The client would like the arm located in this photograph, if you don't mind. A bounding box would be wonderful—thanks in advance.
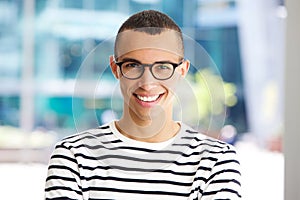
[201,145,242,200]
[45,141,83,200]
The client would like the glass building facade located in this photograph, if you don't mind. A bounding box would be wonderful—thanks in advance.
[0,0,247,140]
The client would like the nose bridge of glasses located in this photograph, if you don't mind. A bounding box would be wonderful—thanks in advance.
[140,64,156,81]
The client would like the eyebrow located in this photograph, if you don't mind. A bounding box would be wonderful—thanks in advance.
[118,57,142,63]
[118,57,178,64]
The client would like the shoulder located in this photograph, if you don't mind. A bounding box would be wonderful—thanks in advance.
[55,122,113,149]
[181,123,238,157]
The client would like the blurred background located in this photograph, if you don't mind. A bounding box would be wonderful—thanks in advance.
[0,0,286,199]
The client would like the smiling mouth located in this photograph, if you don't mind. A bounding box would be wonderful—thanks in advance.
[134,94,163,102]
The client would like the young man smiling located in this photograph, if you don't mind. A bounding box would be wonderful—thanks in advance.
[110,28,188,142]
[45,10,241,199]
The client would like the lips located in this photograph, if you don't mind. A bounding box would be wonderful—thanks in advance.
[136,94,160,102]
[133,93,164,107]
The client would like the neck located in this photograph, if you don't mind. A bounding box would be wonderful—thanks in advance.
[116,106,180,143]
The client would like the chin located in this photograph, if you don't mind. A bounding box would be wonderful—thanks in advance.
[130,106,166,123]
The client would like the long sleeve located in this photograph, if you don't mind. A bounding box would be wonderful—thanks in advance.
[45,141,83,200]
[201,144,242,200]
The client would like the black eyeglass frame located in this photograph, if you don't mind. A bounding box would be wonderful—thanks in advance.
[114,59,184,80]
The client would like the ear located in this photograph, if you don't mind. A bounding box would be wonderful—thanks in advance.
[179,59,190,77]
[109,55,120,79]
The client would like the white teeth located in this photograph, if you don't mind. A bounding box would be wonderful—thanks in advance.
[136,95,160,102]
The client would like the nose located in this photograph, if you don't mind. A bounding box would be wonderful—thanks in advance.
[138,67,157,90]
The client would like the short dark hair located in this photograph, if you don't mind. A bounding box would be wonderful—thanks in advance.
[114,10,183,57]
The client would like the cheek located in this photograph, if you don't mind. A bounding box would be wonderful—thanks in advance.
[119,79,135,99]
[119,81,128,98]
[162,73,181,91]
[160,74,184,100]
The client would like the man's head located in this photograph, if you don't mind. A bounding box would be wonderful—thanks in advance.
[110,10,189,127]
[114,10,184,59]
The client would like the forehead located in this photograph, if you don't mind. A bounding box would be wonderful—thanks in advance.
[115,30,183,59]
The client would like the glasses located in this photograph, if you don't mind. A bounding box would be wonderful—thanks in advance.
[114,59,184,80]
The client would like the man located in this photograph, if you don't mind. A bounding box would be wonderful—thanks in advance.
[45,10,241,199]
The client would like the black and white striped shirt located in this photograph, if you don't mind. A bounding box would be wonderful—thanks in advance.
[45,121,241,199]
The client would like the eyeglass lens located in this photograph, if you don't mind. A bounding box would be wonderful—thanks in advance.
[121,62,176,80]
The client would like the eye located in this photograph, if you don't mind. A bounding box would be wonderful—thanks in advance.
[156,63,172,70]
[123,62,140,69]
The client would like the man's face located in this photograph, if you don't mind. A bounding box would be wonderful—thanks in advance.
[110,30,189,123]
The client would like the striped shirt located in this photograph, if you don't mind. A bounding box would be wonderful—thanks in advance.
[45,121,241,199]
